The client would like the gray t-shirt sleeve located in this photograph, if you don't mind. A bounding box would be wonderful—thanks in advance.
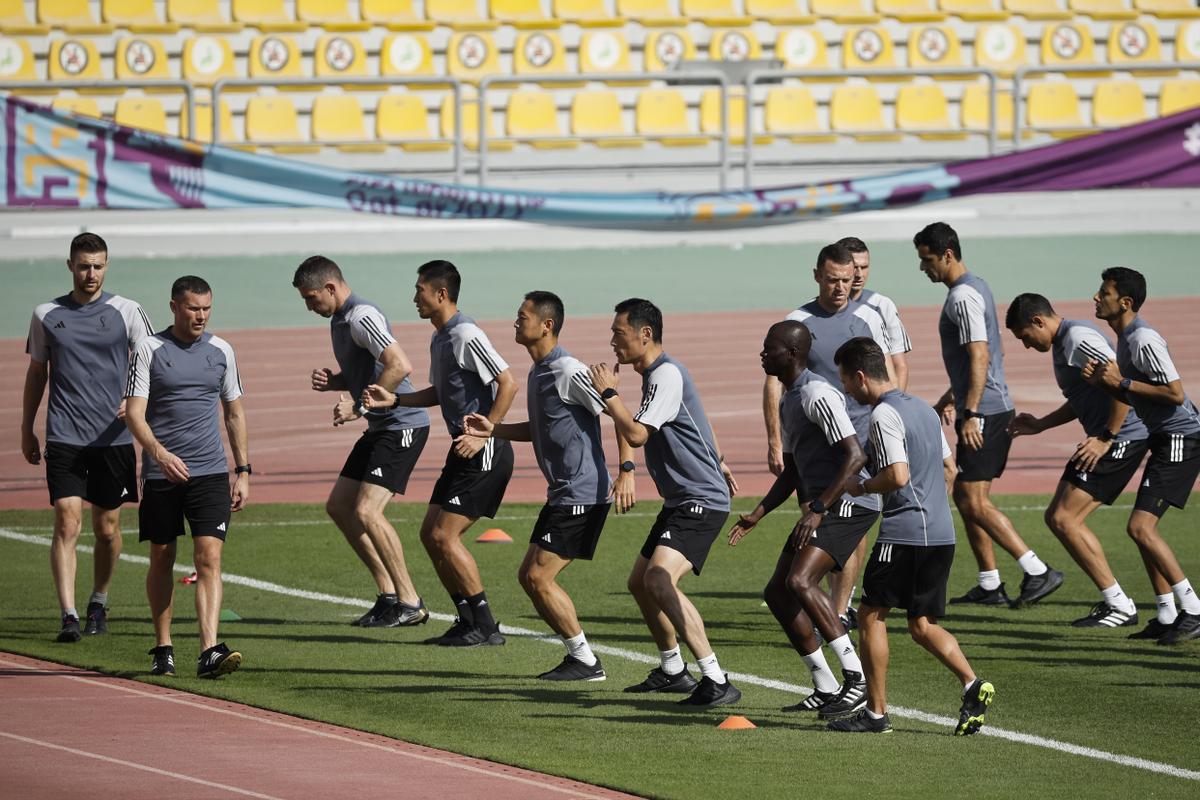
[452,323,509,385]
[126,338,159,399]
[1062,325,1115,369]
[559,360,605,416]
[947,284,988,345]
[635,362,683,431]
[801,381,857,446]
[347,305,397,360]
[210,336,244,402]
[1129,328,1180,384]
[875,294,912,355]
[870,403,909,468]
[109,295,154,350]
[26,304,55,362]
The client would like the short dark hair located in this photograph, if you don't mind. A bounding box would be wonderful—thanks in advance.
[1005,293,1057,330]
[69,232,107,262]
[1101,267,1147,312]
[171,275,212,300]
[614,298,663,343]
[834,337,889,381]
[835,236,869,255]
[816,242,854,271]
[293,255,344,290]
[913,221,962,261]
[524,290,564,335]
[417,259,461,302]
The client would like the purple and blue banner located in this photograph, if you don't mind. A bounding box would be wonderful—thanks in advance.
[3,94,1199,229]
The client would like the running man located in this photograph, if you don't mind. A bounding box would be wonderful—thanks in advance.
[125,276,249,678]
[22,232,153,642]
[364,260,517,647]
[589,298,742,707]
[914,222,1062,608]
[293,256,431,629]
[1083,267,1200,645]
[729,320,879,720]
[462,291,636,680]
[839,236,912,392]
[1005,293,1147,628]
[834,337,995,735]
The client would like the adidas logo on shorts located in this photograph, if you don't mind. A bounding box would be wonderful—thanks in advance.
[121,488,128,497]
[370,467,383,477]
[448,496,461,506]
[542,533,552,543]
[216,522,226,532]
[660,531,671,540]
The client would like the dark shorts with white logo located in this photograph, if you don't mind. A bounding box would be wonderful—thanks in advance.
[955,410,1015,483]
[531,503,611,560]
[1134,432,1200,517]
[640,503,729,576]
[430,438,514,520]
[45,442,138,509]
[782,501,879,571]
[340,426,429,495]
[139,474,231,545]
[1061,438,1149,506]
[862,541,955,620]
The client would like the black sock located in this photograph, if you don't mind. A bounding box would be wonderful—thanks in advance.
[379,592,398,604]
[468,591,496,632]
[452,594,474,626]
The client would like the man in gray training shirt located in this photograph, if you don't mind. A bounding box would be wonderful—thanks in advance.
[22,232,153,643]
[294,256,431,629]
[835,337,995,736]
[126,276,250,679]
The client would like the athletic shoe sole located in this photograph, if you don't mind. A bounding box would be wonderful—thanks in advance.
[199,651,242,679]
[955,681,995,736]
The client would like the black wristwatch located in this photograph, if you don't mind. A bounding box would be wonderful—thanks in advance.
[962,409,982,420]
[619,460,636,473]
[1119,378,1132,392]
[808,499,828,515]
[1097,429,1116,443]
[234,464,253,475]
[600,388,619,401]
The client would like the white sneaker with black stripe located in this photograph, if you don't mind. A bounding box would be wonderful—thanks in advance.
[1070,601,1138,628]
[817,669,867,720]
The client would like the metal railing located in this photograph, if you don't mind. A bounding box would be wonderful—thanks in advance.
[0,79,197,138]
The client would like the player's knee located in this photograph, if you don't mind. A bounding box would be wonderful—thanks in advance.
[353,501,383,528]
[906,616,930,641]
[422,525,453,549]
[626,571,646,597]
[642,565,675,599]
[1044,506,1070,537]
[518,563,544,595]
[324,496,346,522]
[193,548,221,575]
[1126,518,1156,545]
[785,569,818,599]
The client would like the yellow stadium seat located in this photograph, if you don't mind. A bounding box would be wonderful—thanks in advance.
[311,94,384,151]
[446,32,500,82]
[810,0,880,22]
[764,85,835,141]
[570,90,642,147]
[961,82,1016,137]
[316,34,369,80]
[580,30,634,75]
[1106,21,1164,74]
[376,94,449,150]
[440,95,514,151]
[644,29,695,71]
[249,35,306,86]
[775,27,831,72]
[1068,0,1135,18]
[746,0,816,22]
[554,0,615,21]
[513,30,570,80]
[842,26,898,76]
[1160,79,1200,115]
[182,35,239,87]
[167,0,243,30]
[1040,22,1099,74]
[114,97,169,134]
[1002,0,1070,18]
[1027,81,1091,136]
[298,0,370,28]
[1134,0,1200,17]
[362,0,430,27]
[1093,80,1146,127]
[700,89,770,145]
[682,0,748,20]
[48,40,117,92]
[877,0,945,21]
[617,0,681,21]
[0,1,48,33]
[709,28,761,61]
[830,83,900,139]
[0,38,43,85]
[428,0,487,24]
[896,83,965,138]
[52,96,102,116]
[973,24,1027,77]
[179,99,236,141]
[115,38,172,87]
[491,0,548,21]
[636,88,706,146]
[245,96,319,151]
[1179,21,1200,60]
[232,0,308,29]
[38,0,114,32]
[381,33,436,79]
[506,90,576,148]
[937,0,1007,19]
[103,0,180,31]
[907,25,963,74]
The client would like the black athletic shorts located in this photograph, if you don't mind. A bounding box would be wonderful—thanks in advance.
[430,438,514,519]
[45,442,137,509]
[340,426,429,494]
[782,501,879,571]
[531,503,611,561]
[1134,432,1200,518]
[1061,438,1149,506]
[139,474,232,545]
[955,410,1015,483]
[641,503,729,576]
[862,541,955,619]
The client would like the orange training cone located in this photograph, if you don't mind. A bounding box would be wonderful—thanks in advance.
[717,715,757,730]
[476,528,513,543]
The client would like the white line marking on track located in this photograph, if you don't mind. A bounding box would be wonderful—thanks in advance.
[1,527,1196,783]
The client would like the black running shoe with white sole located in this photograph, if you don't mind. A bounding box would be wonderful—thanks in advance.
[1071,601,1138,628]
[56,614,81,643]
[538,655,606,681]
[423,617,471,645]
[827,709,893,733]
[148,645,176,676]
[83,602,108,636]
[623,666,698,694]
[380,599,430,628]
[949,584,1010,606]
[1157,610,1200,645]
[1012,568,1065,608]
[1127,618,1174,640]
[782,688,838,713]
[817,670,867,720]
[678,675,741,707]
[955,678,994,736]
[197,642,242,678]
[440,625,505,647]
[353,595,394,627]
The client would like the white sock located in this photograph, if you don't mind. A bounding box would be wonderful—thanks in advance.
[564,632,597,666]
[962,675,978,693]
[63,606,77,620]
[828,634,864,674]
[801,648,840,693]
[89,591,108,607]
[865,709,885,720]
[1101,583,1135,615]
[978,570,1001,591]
[660,647,685,675]
[1156,593,1178,625]
[1017,550,1048,576]
[696,652,726,684]
[1172,578,1200,614]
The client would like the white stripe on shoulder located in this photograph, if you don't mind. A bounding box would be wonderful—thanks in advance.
[33,301,60,321]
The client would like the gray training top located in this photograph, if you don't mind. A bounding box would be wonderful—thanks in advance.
[635,353,729,511]
[781,369,878,514]
[331,293,428,433]
[858,289,912,356]
[938,273,1013,415]
[27,292,153,447]
[869,389,956,546]
[1116,316,1200,437]
[429,312,510,437]
[527,345,612,507]
[126,330,243,480]
[1052,319,1147,441]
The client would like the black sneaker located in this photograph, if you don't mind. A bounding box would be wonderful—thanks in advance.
[1011,568,1065,608]
[440,625,506,647]
[817,670,868,720]
[197,642,242,678]
[678,674,742,707]
[56,614,81,643]
[423,617,471,645]
[827,709,893,733]
[148,645,176,677]
[782,688,838,713]
[955,678,995,736]
[840,606,858,632]
[1071,601,1138,628]
[1157,610,1200,646]
[623,666,699,694]
[352,595,394,627]
[537,655,606,682]
[380,599,430,628]
[1127,618,1174,640]
[83,602,108,636]
[949,584,1010,606]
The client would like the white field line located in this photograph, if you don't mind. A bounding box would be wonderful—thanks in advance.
[1,527,1196,783]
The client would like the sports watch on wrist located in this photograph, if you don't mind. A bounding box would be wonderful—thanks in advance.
[235,464,252,475]
[1097,429,1116,443]
[619,460,636,473]
[600,388,619,401]
[962,409,982,420]
[808,499,828,515]
[1119,378,1132,392]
